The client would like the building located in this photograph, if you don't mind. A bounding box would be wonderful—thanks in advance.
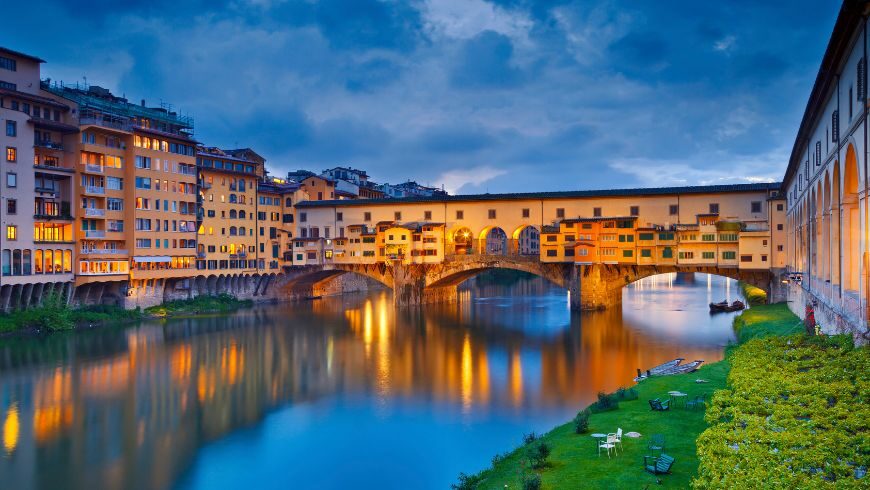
[0,47,77,308]
[378,180,447,199]
[782,0,870,336]
[196,147,264,274]
[44,79,199,307]
[256,176,306,267]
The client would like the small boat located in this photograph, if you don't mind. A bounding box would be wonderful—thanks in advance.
[634,358,684,382]
[709,300,746,313]
[669,360,704,374]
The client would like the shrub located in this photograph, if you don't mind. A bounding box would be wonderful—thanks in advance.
[31,291,73,331]
[521,471,542,490]
[694,334,869,488]
[526,441,551,469]
[590,392,619,413]
[614,387,638,401]
[451,471,483,490]
[522,432,539,445]
[573,408,591,434]
[739,281,768,305]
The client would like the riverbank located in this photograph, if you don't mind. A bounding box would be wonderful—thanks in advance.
[456,303,804,489]
[0,293,253,335]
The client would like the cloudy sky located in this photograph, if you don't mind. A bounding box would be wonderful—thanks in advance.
[4,0,840,194]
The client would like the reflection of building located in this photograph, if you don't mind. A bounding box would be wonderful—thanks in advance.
[485,227,507,255]
[517,226,539,255]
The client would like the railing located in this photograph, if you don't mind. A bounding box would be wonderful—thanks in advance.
[84,230,106,238]
[35,141,63,150]
[85,185,105,195]
[80,248,127,255]
[34,186,58,194]
[79,116,132,132]
[84,164,104,173]
[85,208,106,217]
[197,252,206,259]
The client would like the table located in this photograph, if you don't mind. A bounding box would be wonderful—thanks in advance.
[590,433,610,456]
[668,391,687,408]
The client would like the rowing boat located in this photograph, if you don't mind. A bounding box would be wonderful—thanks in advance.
[634,358,684,382]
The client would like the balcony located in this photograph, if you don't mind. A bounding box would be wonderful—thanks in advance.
[84,164,104,174]
[197,252,206,259]
[80,248,128,255]
[84,185,105,195]
[34,185,59,195]
[84,230,106,238]
[85,208,106,217]
[34,140,63,151]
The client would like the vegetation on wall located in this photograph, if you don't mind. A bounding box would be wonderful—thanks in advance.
[144,293,253,317]
[0,292,143,333]
[739,281,768,306]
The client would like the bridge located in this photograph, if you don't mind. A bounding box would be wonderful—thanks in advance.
[275,254,778,310]
[281,182,787,310]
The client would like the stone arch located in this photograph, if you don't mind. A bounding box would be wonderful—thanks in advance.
[843,143,860,292]
[449,226,474,255]
[424,256,571,289]
[478,226,508,255]
[823,171,832,287]
[815,181,824,283]
[831,160,841,287]
[511,225,540,256]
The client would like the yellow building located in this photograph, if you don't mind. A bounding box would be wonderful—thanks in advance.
[256,176,306,270]
[196,147,264,274]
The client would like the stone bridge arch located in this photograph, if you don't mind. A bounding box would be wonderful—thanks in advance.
[424,255,572,289]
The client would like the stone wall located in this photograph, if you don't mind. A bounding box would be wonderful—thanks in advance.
[786,282,869,344]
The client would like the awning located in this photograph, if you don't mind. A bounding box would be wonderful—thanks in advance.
[133,256,172,263]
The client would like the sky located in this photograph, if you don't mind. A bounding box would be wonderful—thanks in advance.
[3,0,841,194]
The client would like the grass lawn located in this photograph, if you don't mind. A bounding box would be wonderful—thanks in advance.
[462,303,802,489]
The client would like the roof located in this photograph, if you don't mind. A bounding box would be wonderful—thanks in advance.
[0,87,69,110]
[562,216,639,223]
[0,46,45,63]
[782,0,869,189]
[296,182,780,208]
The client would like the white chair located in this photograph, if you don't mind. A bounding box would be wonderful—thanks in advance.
[598,435,616,458]
[607,428,623,453]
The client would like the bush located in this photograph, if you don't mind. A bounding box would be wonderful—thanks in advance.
[451,472,483,490]
[694,334,869,488]
[739,281,768,305]
[526,441,551,469]
[522,432,539,445]
[521,471,542,490]
[590,391,619,413]
[614,386,638,401]
[29,291,73,331]
[573,408,591,434]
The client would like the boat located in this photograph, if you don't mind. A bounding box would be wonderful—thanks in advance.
[709,300,746,313]
[635,359,704,381]
[634,358,684,382]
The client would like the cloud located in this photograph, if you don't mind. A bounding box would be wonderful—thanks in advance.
[450,30,524,88]
[436,166,508,194]
[714,35,737,52]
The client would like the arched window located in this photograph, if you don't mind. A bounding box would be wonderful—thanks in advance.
[12,250,21,275]
[239,210,246,219]
[1,249,10,276]
[54,249,63,273]
[44,250,53,274]
[240,195,246,204]
[229,243,236,254]
[63,250,71,273]
[229,210,237,219]
[229,194,237,203]
[229,227,237,236]
[34,250,42,274]
[23,249,31,275]
[239,228,246,236]
[285,197,292,207]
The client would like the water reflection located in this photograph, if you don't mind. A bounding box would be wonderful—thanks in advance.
[0,272,740,490]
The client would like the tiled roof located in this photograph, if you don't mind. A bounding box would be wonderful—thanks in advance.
[296,182,780,208]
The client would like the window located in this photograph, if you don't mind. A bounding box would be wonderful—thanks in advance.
[6,225,17,240]
[107,177,123,190]
[640,249,652,258]
[5,121,15,137]
[678,251,694,259]
[0,56,16,71]
[488,209,496,219]
[556,208,565,218]
[564,248,575,257]
[777,245,784,252]
[6,172,16,187]
[638,233,654,241]
[661,247,673,259]
[751,201,762,213]
[593,207,602,217]
[394,211,402,220]
[337,212,343,221]
[701,234,716,241]
[300,212,307,223]
[546,250,557,257]
[364,212,372,221]
[6,199,15,214]
[622,249,633,258]
[740,255,752,262]
[658,232,674,241]
[630,206,639,216]
[702,251,715,259]
[761,255,768,262]
[0,81,16,90]
[107,198,123,211]
[723,251,736,260]
[709,203,719,214]
[6,147,16,162]
[777,224,783,231]
[669,204,678,215]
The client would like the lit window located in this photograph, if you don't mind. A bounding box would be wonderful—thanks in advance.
[6,225,17,240]
[6,147,16,162]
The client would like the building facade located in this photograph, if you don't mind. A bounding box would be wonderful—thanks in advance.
[783,0,870,337]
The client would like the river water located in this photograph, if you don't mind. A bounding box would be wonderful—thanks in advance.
[0,272,743,490]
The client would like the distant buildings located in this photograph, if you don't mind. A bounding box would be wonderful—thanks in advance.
[286,167,444,201]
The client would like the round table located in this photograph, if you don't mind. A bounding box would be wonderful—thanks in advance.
[590,433,608,455]
[668,391,687,408]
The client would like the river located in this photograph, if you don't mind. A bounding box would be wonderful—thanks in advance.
[0,272,743,490]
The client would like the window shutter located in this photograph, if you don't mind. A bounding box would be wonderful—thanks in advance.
[815,142,821,166]
[832,110,839,142]
[858,58,866,101]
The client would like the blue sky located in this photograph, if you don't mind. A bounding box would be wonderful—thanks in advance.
[3,0,840,194]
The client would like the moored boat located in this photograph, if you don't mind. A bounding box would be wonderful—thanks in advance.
[634,358,684,382]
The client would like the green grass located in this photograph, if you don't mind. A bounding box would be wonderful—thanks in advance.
[144,293,253,317]
[460,303,801,489]
[739,282,768,306]
[0,295,143,334]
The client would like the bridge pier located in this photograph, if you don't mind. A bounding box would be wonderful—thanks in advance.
[569,264,624,310]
